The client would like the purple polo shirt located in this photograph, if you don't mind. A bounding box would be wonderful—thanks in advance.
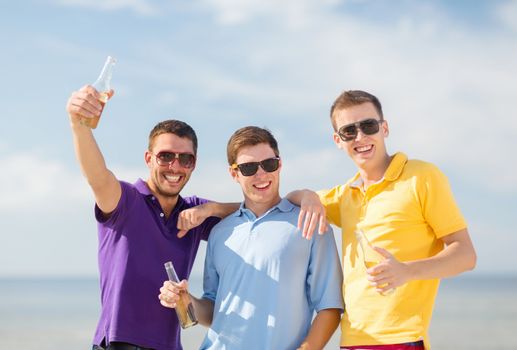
[92,179,219,350]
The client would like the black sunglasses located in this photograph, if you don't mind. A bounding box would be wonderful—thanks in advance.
[155,152,196,169]
[231,157,280,176]
[337,118,383,142]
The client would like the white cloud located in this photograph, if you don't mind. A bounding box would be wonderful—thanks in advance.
[200,0,339,26]
[54,0,157,16]
[0,152,89,212]
[496,0,517,32]
[182,1,517,192]
[0,150,144,212]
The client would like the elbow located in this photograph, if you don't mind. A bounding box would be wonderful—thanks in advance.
[466,250,477,271]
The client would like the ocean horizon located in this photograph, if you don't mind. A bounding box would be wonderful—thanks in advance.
[1,273,515,349]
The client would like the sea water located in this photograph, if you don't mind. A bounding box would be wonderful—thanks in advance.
[1,275,516,349]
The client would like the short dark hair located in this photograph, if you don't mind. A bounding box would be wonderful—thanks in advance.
[227,126,280,166]
[330,90,384,130]
[148,120,198,154]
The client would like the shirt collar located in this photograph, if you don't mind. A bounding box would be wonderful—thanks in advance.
[135,178,152,195]
[349,152,408,188]
[384,152,408,181]
[233,198,294,218]
[134,178,185,208]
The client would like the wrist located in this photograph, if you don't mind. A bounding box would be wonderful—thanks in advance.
[69,117,89,131]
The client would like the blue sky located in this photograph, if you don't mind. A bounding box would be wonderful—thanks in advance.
[1,0,516,277]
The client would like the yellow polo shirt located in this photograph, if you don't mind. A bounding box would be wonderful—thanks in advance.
[318,152,467,349]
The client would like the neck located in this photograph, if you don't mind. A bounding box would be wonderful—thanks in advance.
[244,195,282,218]
[147,180,179,219]
[358,153,392,188]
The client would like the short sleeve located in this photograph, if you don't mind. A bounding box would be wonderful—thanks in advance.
[94,180,134,228]
[202,232,219,302]
[306,226,344,313]
[417,165,467,238]
[317,186,345,227]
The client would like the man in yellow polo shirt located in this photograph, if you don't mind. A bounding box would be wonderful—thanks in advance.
[288,90,477,349]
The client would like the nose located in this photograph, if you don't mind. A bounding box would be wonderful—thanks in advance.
[167,159,181,170]
[353,128,368,142]
[254,165,268,176]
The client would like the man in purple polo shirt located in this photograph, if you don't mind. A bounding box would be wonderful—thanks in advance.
[66,85,238,350]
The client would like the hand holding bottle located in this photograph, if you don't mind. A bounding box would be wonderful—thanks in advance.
[66,56,116,129]
[160,261,198,328]
[355,230,396,295]
[66,85,114,128]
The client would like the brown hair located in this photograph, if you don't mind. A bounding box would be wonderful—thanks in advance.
[227,126,280,165]
[330,90,384,130]
[148,120,198,154]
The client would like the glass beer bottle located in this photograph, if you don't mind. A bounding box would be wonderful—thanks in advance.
[83,56,116,129]
[164,261,198,329]
[355,229,394,295]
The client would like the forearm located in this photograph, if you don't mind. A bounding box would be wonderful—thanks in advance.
[285,189,311,206]
[191,295,215,326]
[71,123,113,188]
[70,123,120,212]
[406,229,476,280]
[298,309,341,350]
[202,201,240,218]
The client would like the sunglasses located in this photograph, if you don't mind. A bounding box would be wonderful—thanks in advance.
[231,157,280,176]
[337,118,383,142]
[155,152,196,169]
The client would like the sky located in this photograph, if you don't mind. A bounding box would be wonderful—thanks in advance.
[0,0,516,278]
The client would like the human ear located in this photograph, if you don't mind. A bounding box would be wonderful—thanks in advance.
[144,151,152,168]
[333,133,342,149]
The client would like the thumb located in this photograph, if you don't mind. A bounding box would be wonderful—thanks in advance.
[178,279,189,290]
[177,229,188,238]
[107,89,115,99]
[373,246,392,259]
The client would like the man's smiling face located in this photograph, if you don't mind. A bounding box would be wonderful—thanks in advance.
[333,102,389,169]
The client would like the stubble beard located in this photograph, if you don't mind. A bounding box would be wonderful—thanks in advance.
[151,171,187,199]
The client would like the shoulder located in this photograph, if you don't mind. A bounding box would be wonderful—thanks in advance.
[405,158,441,173]
[207,210,241,242]
[403,159,447,183]
[181,195,212,208]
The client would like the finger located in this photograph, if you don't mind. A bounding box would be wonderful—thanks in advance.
[68,92,103,115]
[81,84,102,98]
[302,211,313,239]
[177,229,188,238]
[377,283,395,295]
[78,88,103,108]
[297,209,306,231]
[318,215,328,235]
[107,89,115,99]
[367,264,383,276]
[305,212,319,240]
[373,246,392,259]
[369,274,390,286]
[159,294,178,308]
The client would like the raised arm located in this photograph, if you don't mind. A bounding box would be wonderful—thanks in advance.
[285,190,327,239]
[66,85,121,214]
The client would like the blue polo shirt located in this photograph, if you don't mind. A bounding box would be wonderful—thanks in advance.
[93,179,219,350]
[200,199,343,350]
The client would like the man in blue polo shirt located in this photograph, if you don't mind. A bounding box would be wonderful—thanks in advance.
[66,86,237,350]
[159,126,343,349]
